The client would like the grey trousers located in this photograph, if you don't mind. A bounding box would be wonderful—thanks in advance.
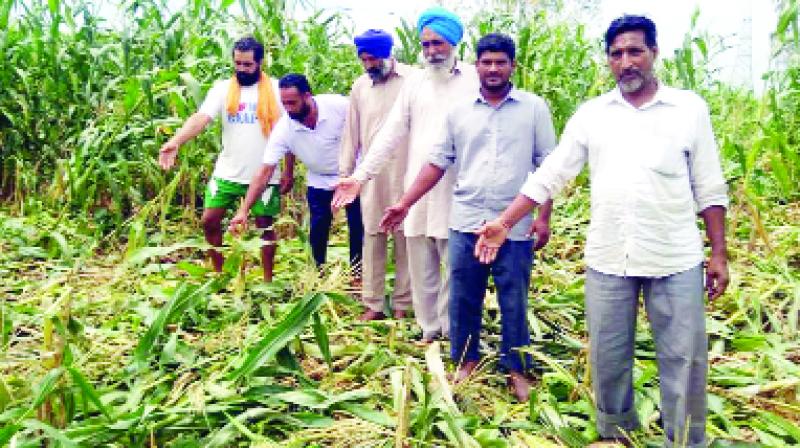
[585,264,707,448]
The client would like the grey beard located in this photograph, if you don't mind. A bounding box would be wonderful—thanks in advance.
[423,52,456,82]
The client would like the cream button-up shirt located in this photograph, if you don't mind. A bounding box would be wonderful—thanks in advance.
[520,85,729,278]
[340,61,418,234]
[352,61,480,239]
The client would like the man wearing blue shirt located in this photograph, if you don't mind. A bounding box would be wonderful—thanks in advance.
[380,34,555,401]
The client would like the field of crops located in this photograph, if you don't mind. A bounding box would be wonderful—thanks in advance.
[1,0,798,446]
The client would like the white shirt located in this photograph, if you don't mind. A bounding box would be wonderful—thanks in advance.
[263,94,349,190]
[520,85,729,278]
[199,78,283,185]
[352,62,480,239]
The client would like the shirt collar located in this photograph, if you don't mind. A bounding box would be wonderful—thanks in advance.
[607,82,678,109]
[475,85,521,107]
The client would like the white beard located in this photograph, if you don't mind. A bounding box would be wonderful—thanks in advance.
[422,51,457,82]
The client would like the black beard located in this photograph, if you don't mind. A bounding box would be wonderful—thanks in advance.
[288,102,311,121]
[367,67,384,80]
[235,71,260,86]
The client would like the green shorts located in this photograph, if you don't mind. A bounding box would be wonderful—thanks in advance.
[204,177,280,217]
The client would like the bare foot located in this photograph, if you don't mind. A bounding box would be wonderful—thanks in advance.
[359,309,386,321]
[454,360,479,384]
[508,371,531,402]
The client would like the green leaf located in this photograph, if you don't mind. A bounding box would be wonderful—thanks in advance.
[67,367,111,420]
[228,292,328,380]
[311,312,332,368]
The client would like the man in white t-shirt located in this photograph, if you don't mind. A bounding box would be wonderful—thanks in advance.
[229,74,364,276]
[158,36,293,281]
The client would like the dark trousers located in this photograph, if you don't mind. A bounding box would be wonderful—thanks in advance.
[448,230,534,372]
[306,186,363,271]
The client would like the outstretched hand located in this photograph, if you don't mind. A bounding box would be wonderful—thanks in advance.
[474,219,510,264]
[158,141,179,170]
[331,177,362,211]
[379,203,409,233]
[705,254,729,301]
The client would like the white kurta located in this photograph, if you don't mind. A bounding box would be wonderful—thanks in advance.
[352,61,480,239]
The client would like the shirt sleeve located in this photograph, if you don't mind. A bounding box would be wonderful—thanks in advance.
[689,100,729,211]
[520,110,588,204]
[198,81,225,120]
[532,96,557,168]
[339,84,361,176]
[428,109,456,170]
[262,118,290,167]
[351,80,412,182]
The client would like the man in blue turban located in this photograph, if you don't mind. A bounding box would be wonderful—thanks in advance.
[415,6,464,78]
[416,6,464,46]
[340,30,417,321]
[334,6,480,358]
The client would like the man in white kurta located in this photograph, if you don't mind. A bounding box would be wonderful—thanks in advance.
[333,7,479,341]
[339,30,418,320]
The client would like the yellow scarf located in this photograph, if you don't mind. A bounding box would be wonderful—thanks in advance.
[226,71,280,136]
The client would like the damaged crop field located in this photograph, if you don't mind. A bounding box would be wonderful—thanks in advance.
[0,0,798,446]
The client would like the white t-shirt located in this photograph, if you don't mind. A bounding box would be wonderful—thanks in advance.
[263,94,349,190]
[198,78,283,185]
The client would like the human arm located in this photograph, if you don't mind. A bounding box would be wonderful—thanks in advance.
[527,96,558,251]
[158,112,213,169]
[689,99,730,300]
[379,163,446,232]
[332,82,412,209]
[279,153,295,194]
[229,163,278,233]
[476,112,588,263]
[699,205,728,300]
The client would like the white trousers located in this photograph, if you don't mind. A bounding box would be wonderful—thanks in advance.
[405,235,449,339]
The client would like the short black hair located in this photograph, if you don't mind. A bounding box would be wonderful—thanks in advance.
[605,15,657,53]
[279,73,312,94]
[476,33,516,60]
[233,36,264,62]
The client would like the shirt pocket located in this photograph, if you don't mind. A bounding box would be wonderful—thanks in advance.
[641,136,688,178]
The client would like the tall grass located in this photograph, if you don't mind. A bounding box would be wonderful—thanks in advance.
[0,0,798,446]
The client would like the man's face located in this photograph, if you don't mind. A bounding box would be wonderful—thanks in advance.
[359,52,388,81]
[420,28,453,66]
[233,50,260,86]
[607,30,657,94]
[280,87,312,121]
[476,51,514,92]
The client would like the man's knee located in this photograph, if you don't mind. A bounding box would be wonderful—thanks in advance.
[201,213,223,233]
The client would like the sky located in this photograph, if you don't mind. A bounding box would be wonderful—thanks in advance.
[303,0,780,92]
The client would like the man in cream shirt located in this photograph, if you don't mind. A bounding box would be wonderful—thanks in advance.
[339,29,418,320]
[333,6,479,342]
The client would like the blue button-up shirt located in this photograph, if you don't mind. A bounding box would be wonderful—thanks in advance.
[429,88,556,240]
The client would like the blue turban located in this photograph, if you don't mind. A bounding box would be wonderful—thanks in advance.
[416,6,463,46]
[354,29,393,58]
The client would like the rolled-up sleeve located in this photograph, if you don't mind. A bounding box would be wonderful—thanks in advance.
[689,101,729,211]
[428,111,456,170]
[520,112,588,204]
